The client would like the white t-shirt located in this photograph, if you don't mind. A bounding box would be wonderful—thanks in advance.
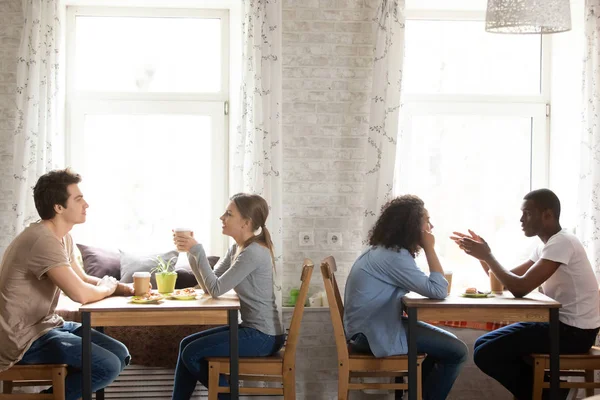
[530,230,600,329]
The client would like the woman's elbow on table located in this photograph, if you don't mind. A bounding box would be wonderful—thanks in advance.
[205,286,224,298]
[429,285,448,300]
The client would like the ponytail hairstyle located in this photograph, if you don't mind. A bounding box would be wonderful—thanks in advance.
[230,193,275,268]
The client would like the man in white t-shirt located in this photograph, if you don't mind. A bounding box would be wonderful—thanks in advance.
[452,189,600,400]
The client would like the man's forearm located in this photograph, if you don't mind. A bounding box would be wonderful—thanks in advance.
[84,275,101,285]
[484,256,530,297]
[479,260,490,275]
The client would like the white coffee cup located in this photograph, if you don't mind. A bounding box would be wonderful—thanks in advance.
[174,227,193,252]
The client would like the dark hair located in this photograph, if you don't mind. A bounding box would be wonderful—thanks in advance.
[368,195,426,258]
[33,168,82,220]
[230,193,275,266]
[523,189,561,220]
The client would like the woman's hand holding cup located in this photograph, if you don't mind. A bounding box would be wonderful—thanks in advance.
[173,228,197,252]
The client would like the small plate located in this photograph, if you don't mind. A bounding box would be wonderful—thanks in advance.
[460,292,494,298]
[130,294,164,304]
[168,289,198,300]
[168,294,198,300]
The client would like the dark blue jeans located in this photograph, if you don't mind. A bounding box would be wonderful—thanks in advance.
[172,325,285,400]
[474,322,599,400]
[349,319,468,400]
[18,321,130,400]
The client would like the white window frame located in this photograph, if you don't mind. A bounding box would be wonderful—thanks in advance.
[398,8,552,192]
[65,6,230,255]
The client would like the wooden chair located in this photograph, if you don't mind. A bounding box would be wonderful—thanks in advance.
[206,259,314,400]
[320,256,425,400]
[530,346,600,399]
[0,364,67,400]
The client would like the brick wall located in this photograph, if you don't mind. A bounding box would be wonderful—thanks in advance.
[281,0,375,301]
[0,0,20,255]
[280,2,378,398]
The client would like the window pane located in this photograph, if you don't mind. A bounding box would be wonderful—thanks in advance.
[75,16,222,92]
[72,114,217,255]
[394,114,539,292]
[403,20,542,95]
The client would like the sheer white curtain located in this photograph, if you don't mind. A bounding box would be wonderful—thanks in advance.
[11,0,64,237]
[362,0,406,241]
[233,0,283,304]
[578,0,600,277]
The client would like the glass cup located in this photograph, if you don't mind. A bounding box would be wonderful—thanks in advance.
[289,288,300,305]
[133,271,151,296]
[489,272,503,293]
[443,271,453,294]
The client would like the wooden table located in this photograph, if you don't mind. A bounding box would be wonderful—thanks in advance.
[402,291,562,400]
[79,292,241,400]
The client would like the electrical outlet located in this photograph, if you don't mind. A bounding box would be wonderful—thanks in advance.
[299,231,314,246]
[327,232,343,247]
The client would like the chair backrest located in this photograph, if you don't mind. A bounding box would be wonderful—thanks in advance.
[283,259,314,369]
[320,256,349,361]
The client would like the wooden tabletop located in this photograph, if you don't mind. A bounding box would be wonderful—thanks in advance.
[79,290,240,312]
[403,290,561,308]
[78,290,240,327]
[402,291,560,323]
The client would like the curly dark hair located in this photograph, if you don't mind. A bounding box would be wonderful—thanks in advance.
[368,195,426,258]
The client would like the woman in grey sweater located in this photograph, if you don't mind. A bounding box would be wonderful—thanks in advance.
[171,193,284,400]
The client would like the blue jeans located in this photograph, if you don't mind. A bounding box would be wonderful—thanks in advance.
[474,322,599,400]
[349,320,468,400]
[172,325,285,400]
[18,321,130,400]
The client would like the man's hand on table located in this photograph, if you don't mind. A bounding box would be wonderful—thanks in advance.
[113,282,134,296]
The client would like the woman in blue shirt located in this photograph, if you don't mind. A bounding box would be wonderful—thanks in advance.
[344,195,468,400]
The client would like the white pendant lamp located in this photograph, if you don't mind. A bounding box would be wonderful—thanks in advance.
[485,0,572,34]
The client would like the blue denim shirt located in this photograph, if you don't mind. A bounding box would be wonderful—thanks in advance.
[343,246,448,357]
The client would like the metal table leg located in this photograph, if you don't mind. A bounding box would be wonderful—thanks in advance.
[95,327,105,400]
[229,309,239,399]
[82,312,92,400]
[549,308,560,400]
[408,308,418,400]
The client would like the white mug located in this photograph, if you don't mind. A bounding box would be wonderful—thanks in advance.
[174,227,193,252]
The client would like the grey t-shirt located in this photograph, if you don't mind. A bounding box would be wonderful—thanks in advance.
[188,242,283,336]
